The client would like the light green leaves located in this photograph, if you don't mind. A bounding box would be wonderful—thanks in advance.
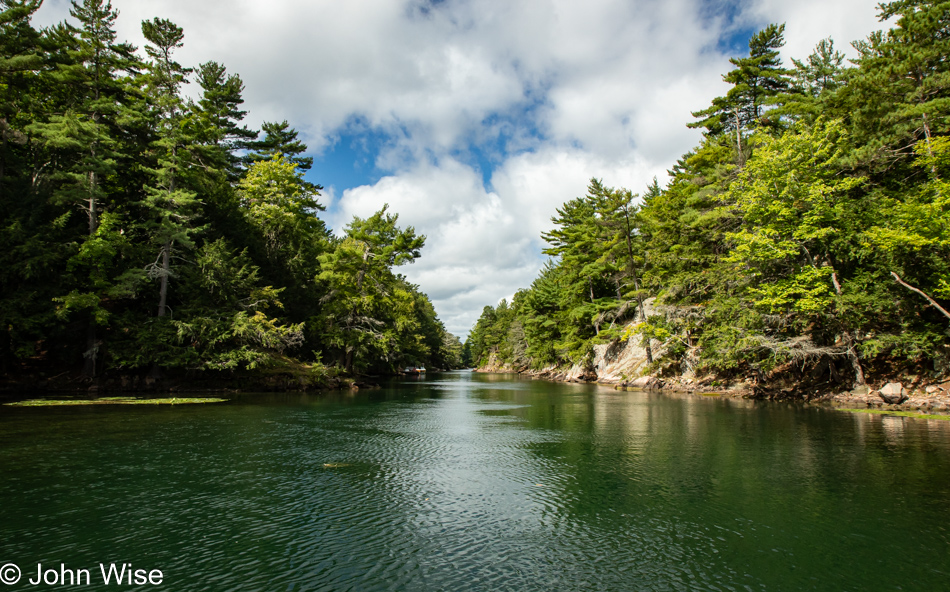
[726,120,865,314]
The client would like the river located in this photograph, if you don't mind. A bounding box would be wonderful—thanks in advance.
[1,371,948,591]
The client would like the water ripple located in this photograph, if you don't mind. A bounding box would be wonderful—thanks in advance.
[2,377,950,591]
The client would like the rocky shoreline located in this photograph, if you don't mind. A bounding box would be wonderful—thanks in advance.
[476,345,950,416]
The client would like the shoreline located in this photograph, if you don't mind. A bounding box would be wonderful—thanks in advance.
[475,366,950,416]
[0,368,371,396]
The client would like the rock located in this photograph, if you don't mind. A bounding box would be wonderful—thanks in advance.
[626,376,666,390]
[925,385,938,394]
[879,382,908,404]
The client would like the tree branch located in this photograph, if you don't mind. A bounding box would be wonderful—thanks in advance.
[891,271,950,321]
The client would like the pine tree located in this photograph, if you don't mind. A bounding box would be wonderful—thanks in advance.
[848,0,950,171]
[140,18,198,320]
[0,0,44,200]
[26,1,143,376]
[245,120,314,171]
[771,38,848,125]
[192,60,256,179]
[689,24,790,163]
[0,0,52,372]
[316,207,424,372]
[792,38,846,96]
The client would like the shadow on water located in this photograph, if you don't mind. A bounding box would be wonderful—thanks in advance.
[1,370,949,591]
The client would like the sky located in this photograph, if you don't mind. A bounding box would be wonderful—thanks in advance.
[34,0,885,338]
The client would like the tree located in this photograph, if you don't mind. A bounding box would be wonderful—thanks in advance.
[191,60,256,179]
[316,206,424,372]
[27,0,142,376]
[245,120,314,172]
[140,17,198,321]
[847,0,950,171]
[725,120,868,384]
[867,136,950,324]
[541,185,613,345]
[792,38,846,97]
[770,38,849,125]
[238,155,327,265]
[689,24,790,163]
[0,0,44,200]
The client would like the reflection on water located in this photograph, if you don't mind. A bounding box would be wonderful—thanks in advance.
[1,371,949,591]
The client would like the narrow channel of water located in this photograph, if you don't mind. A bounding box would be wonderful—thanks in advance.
[1,371,948,591]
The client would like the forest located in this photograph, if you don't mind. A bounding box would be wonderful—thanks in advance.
[0,0,463,385]
[466,0,950,390]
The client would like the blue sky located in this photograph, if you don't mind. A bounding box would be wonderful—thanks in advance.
[36,0,885,337]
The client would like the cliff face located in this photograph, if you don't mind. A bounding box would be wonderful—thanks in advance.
[477,299,672,387]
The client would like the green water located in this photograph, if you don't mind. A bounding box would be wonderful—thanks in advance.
[1,371,948,591]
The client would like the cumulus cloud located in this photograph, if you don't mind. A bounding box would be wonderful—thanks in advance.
[32,0,884,336]
[745,0,888,61]
[333,147,661,334]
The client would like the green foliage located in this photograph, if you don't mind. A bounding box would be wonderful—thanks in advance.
[0,5,459,380]
[689,23,790,143]
[471,7,950,385]
[315,206,432,372]
[725,120,866,316]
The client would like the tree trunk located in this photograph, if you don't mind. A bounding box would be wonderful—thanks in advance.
[85,144,99,376]
[621,208,653,364]
[356,248,369,291]
[157,139,177,318]
[830,271,865,387]
[588,277,599,335]
[88,114,99,234]
[82,322,97,378]
[734,107,745,167]
[844,332,865,387]
[921,112,939,179]
[157,242,170,317]
[88,171,98,234]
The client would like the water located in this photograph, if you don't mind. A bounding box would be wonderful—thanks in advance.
[1,371,949,591]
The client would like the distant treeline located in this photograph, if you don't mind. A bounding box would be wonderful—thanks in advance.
[467,1,950,387]
[1,1,463,379]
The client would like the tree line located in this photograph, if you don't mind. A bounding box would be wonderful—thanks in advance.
[467,0,950,389]
[1,0,463,381]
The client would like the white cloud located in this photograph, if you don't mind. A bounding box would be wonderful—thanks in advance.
[31,0,884,337]
[333,147,661,334]
[745,0,887,61]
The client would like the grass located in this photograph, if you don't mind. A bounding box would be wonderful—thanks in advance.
[5,397,228,407]
[840,408,950,421]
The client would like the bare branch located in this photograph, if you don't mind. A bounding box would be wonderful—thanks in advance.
[891,271,950,321]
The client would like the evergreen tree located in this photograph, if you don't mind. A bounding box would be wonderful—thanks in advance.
[792,38,846,97]
[847,0,950,170]
[27,0,143,376]
[689,24,790,163]
[140,17,198,320]
[245,119,314,172]
[316,207,424,372]
[0,0,44,200]
[191,60,256,179]
[0,1,71,372]
[771,38,848,125]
